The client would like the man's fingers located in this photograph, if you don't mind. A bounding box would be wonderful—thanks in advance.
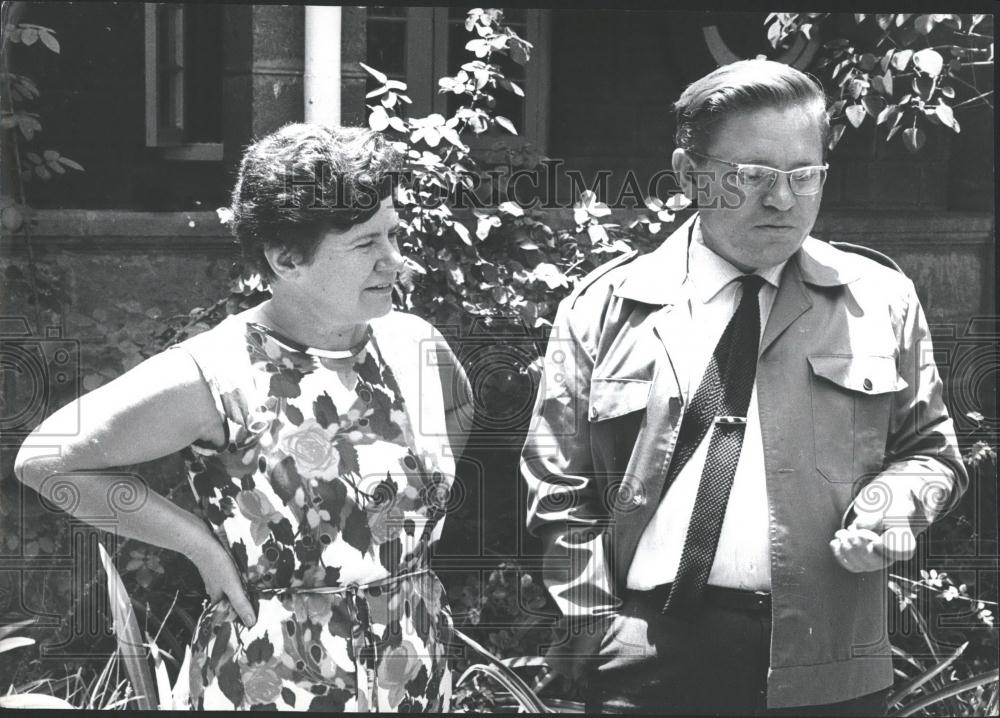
[869,526,917,562]
[830,534,884,573]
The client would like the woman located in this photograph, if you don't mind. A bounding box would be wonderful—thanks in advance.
[15,124,472,711]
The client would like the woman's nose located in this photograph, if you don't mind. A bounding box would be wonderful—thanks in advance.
[376,235,404,272]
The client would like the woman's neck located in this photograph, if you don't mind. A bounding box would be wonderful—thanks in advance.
[252,296,368,352]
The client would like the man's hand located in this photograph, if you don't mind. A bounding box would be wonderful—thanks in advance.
[829,522,916,573]
[829,478,923,573]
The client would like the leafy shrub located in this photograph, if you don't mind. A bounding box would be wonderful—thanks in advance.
[767,13,994,152]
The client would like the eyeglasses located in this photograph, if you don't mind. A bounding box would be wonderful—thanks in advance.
[687,151,829,196]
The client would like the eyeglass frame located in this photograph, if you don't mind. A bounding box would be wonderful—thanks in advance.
[685,150,830,197]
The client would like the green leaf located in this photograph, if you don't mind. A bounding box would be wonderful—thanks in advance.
[452,221,471,245]
[845,104,866,128]
[828,123,847,150]
[0,636,35,654]
[0,617,37,641]
[498,201,524,217]
[914,14,935,35]
[358,62,388,84]
[912,49,943,78]
[38,29,59,53]
[504,79,524,97]
[912,75,934,101]
[902,126,926,152]
[846,78,866,100]
[387,116,407,133]
[934,103,957,131]
[881,70,893,96]
[888,641,968,708]
[664,193,692,212]
[494,115,518,135]
[0,694,77,709]
[862,95,886,118]
[368,105,389,132]
[97,543,157,711]
[876,105,901,126]
[509,37,530,65]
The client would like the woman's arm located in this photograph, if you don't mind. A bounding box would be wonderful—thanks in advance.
[13,347,257,627]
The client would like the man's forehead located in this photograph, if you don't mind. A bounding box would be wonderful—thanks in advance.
[706,104,825,161]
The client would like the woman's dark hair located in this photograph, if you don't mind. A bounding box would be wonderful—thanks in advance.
[229,123,404,281]
[674,59,830,156]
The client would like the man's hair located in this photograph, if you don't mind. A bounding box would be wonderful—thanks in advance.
[229,123,404,281]
[674,59,830,156]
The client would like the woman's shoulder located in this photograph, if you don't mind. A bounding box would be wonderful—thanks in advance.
[372,310,442,344]
[175,312,254,353]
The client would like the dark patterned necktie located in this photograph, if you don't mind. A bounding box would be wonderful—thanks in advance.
[662,274,767,615]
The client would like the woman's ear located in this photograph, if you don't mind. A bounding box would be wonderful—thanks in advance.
[263,245,302,281]
[671,148,698,200]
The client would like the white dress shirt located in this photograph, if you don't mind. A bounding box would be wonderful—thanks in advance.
[626,222,787,591]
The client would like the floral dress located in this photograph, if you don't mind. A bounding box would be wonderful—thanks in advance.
[175,315,456,711]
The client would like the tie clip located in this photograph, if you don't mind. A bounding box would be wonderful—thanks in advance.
[714,416,747,425]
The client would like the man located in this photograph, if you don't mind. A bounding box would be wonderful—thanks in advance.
[521,59,967,715]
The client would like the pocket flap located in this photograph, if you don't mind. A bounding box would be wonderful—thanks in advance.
[808,354,907,395]
[589,378,652,422]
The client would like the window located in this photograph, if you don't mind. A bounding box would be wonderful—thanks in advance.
[144,3,224,160]
[365,7,550,155]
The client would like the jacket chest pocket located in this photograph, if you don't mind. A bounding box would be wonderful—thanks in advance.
[808,354,907,484]
[589,378,654,471]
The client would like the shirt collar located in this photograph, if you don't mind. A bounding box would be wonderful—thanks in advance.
[687,217,787,305]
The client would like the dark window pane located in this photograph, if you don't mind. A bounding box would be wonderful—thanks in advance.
[183,3,223,142]
[368,5,407,19]
[366,16,406,77]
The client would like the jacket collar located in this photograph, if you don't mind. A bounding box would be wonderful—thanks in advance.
[614,213,860,305]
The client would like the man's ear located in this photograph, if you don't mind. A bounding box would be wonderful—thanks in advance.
[263,245,302,281]
[671,148,698,199]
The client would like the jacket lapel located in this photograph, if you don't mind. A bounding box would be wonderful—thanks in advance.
[616,215,694,400]
[760,258,812,357]
[760,236,861,356]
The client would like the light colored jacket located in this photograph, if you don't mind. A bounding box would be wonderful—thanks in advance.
[522,215,967,708]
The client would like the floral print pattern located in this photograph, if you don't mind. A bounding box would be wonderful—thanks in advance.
[178,319,453,711]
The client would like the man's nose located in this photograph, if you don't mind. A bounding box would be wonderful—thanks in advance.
[761,173,796,212]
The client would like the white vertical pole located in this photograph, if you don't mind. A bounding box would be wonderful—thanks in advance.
[303,5,341,125]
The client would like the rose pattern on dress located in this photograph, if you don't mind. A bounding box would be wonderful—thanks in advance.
[277,418,341,478]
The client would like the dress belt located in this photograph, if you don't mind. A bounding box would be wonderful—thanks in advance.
[255,567,430,596]
[625,582,771,614]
